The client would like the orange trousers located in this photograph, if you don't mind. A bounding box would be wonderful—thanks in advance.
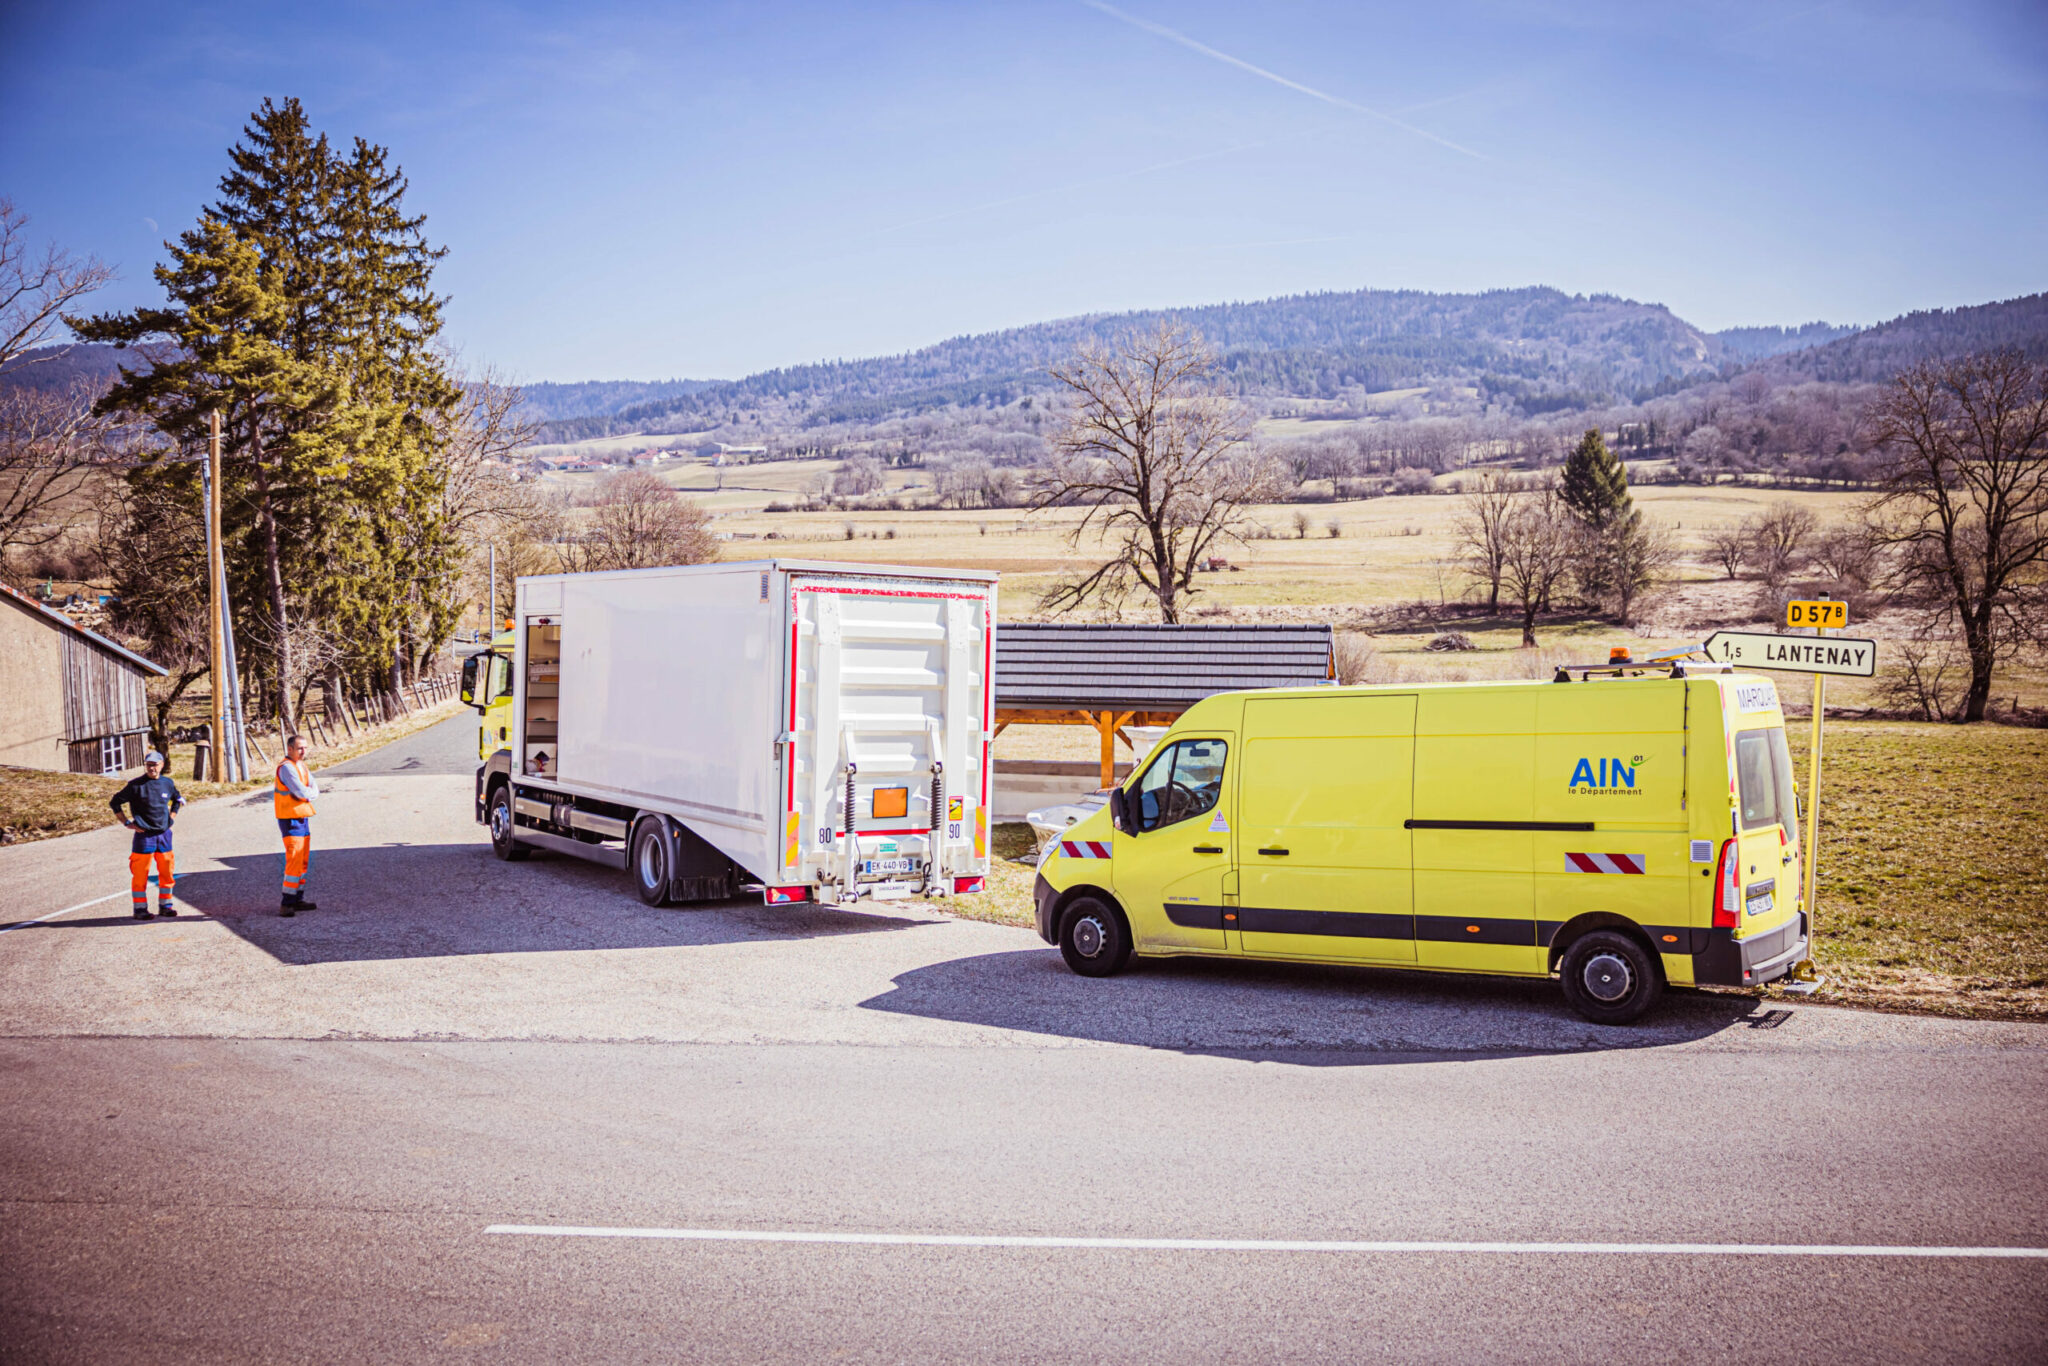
[281,834,312,897]
[129,851,174,911]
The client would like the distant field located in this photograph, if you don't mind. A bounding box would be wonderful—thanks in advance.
[535,458,2043,714]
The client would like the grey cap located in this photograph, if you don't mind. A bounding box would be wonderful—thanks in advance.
[143,750,164,765]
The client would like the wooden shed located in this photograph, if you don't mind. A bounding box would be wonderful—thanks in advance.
[0,583,167,775]
[995,623,1336,788]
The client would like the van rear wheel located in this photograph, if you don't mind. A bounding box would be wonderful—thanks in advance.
[1559,929,1662,1024]
[1058,896,1132,978]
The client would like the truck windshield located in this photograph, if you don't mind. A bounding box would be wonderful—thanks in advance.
[1132,738,1228,832]
[1734,727,1798,833]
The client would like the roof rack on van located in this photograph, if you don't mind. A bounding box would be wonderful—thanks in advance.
[1551,644,1735,683]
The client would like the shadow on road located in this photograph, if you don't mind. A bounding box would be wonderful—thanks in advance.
[860,949,1761,1063]
[63,842,925,966]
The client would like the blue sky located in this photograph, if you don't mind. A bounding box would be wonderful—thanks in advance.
[2,1,2043,381]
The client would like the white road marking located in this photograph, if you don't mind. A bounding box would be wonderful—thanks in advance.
[484,1226,2048,1258]
[0,891,127,934]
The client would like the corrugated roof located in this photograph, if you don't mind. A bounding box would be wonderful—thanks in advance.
[0,582,168,677]
[996,623,1332,712]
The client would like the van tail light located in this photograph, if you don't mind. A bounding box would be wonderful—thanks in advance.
[1712,838,1741,929]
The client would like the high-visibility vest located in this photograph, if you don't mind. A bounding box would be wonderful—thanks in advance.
[273,761,315,819]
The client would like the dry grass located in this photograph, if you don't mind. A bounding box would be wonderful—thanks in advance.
[0,698,466,847]
[1785,721,2048,1019]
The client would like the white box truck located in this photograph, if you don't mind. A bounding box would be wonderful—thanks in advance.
[467,560,998,907]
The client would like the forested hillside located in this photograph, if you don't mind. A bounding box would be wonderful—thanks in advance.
[1761,293,2048,383]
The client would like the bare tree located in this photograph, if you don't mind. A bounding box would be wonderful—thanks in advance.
[1809,520,1883,593]
[0,381,116,570]
[1865,349,2048,721]
[566,469,719,572]
[0,204,119,572]
[1604,516,1678,625]
[1703,520,1749,580]
[1454,470,1518,611]
[1499,484,1573,647]
[1747,500,1816,593]
[0,198,116,372]
[1029,323,1279,623]
[834,455,884,497]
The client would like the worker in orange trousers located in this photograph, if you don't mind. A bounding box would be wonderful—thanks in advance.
[111,749,183,918]
[274,734,320,916]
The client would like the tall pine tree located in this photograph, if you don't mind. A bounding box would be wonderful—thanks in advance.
[76,99,460,730]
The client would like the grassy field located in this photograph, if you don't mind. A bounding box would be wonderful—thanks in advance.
[938,723,2047,1021]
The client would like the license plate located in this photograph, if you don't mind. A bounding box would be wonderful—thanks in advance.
[862,857,915,876]
[1746,890,1775,916]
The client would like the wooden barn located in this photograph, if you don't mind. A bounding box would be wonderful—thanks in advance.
[0,583,167,775]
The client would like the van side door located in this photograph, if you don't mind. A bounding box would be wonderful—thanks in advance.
[1412,690,1543,974]
[1237,694,1417,962]
[1111,735,1235,953]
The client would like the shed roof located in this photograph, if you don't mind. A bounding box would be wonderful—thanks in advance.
[996,623,1333,713]
[0,582,167,677]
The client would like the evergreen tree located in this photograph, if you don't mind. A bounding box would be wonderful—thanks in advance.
[75,99,461,730]
[1558,427,1633,529]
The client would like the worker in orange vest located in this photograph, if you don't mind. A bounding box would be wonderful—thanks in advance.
[274,735,320,916]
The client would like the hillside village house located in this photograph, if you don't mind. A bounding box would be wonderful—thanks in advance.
[0,583,166,775]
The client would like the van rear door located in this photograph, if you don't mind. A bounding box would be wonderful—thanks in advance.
[1237,694,1417,962]
[1731,723,1803,936]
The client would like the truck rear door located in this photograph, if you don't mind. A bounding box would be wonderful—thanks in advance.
[782,575,993,894]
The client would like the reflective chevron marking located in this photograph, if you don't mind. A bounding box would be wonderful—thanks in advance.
[1566,852,1646,874]
[1060,840,1111,859]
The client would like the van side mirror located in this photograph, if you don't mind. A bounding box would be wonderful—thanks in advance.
[460,654,480,707]
[1109,786,1131,835]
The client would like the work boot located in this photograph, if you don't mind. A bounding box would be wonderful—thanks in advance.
[295,897,318,911]
[279,898,296,917]
[133,906,152,920]
[156,903,177,917]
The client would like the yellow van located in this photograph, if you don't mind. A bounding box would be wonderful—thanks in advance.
[1031,666,1809,1023]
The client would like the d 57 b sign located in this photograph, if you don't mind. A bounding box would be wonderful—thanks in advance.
[1704,630,1877,677]
[1787,599,1848,629]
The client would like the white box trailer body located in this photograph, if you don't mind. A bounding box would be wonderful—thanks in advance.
[478,560,998,905]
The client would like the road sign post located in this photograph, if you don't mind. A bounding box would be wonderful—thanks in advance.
[1699,606,1877,993]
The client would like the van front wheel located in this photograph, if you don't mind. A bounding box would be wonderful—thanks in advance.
[1058,896,1132,977]
[1559,930,1662,1024]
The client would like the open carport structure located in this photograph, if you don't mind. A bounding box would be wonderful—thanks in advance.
[994,623,1335,787]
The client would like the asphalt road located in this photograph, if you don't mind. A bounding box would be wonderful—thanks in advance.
[2,715,2044,1363]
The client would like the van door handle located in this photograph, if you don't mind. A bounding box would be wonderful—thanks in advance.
[1192,845,1224,854]
[1258,847,1290,856]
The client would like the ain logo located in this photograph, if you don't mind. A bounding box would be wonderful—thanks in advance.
[1568,754,1645,794]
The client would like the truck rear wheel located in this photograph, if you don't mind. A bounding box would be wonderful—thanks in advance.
[1059,896,1132,978]
[1559,929,1662,1024]
[487,786,527,862]
[631,818,671,906]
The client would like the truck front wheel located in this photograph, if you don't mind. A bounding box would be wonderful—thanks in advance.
[487,786,527,862]
[631,818,671,906]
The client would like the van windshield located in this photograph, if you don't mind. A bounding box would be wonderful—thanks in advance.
[1734,727,1799,833]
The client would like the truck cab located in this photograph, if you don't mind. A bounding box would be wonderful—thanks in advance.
[459,629,516,762]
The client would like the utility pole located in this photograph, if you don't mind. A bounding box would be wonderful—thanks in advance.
[206,410,227,783]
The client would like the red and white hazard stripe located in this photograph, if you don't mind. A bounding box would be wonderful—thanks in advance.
[1565,852,1646,875]
[1060,840,1111,860]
